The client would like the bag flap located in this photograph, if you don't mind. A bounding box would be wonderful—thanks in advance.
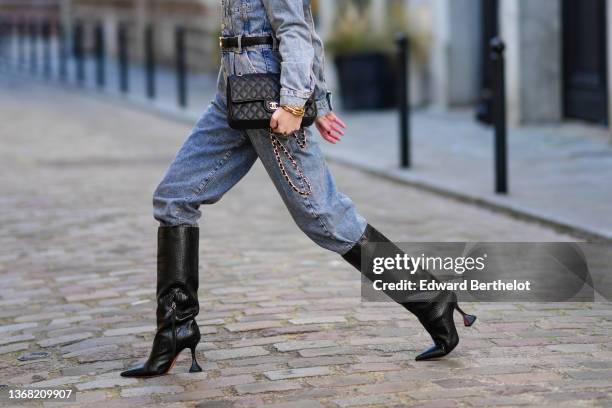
[228,73,281,103]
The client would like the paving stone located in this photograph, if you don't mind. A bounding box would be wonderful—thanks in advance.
[0,322,38,334]
[274,340,337,352]
[75,373,138,390]
[225,321,283,332]
[289,316,347,325]
[333,394,400,407]
[17,351,50,361]
[408,401,458,408]
[161,390,227,403]
[121,385,184,397]
[191,374,255,390]
[347,362,401,372]
[204,346,270,361]
[30,375,83,387]
[0,342,30,354]
[288,356,354,368]
[307,373,374,388]
[299,347,359,358]
[264,366,331,380]
[0,334,36,346]
[266,400,325,408]
[103,325,155,336]
[235,380,302,395]
[38,333,93,347]
[15,312,67,323]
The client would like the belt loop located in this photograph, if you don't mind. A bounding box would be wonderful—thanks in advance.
[237,34,242,53]
[272,34,278,50]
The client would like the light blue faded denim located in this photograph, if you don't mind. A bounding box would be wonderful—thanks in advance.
[153,0,367,254]
[221,0,332,113]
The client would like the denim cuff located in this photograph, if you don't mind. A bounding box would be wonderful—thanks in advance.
[315,91,333,117]
[280,95,308,107]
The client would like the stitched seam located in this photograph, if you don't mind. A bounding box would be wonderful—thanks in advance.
[188,135,247,204]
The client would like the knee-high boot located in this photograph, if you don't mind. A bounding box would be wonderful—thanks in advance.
[121,226,203,377]
[342,225,476,361]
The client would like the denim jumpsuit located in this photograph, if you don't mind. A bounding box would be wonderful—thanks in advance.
[153,0,367,255]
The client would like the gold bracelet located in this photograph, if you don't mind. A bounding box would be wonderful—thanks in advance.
[281,105,306,118]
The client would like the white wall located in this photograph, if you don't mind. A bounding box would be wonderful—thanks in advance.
[501,0,562,125]
[431,0,481,108]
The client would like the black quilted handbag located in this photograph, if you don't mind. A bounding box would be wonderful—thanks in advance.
[227,73,317,130]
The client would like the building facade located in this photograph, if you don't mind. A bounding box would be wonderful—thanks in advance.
[2,0,609,129]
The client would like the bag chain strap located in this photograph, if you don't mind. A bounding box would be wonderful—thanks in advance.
[269,129,312,196]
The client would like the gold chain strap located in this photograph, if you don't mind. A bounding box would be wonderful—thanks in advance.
[269,129,312,196]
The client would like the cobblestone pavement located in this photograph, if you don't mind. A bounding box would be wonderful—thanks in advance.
[1,78,612,408]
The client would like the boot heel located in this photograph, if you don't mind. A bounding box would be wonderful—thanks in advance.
[455,304,477,327]
[189,346,202,373]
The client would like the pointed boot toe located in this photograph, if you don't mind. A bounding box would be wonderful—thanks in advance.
[120,364,148,377]
[415,344,451,361]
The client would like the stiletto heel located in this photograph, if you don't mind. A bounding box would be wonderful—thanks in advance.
[455,304,477,327]
[189,346,202,373]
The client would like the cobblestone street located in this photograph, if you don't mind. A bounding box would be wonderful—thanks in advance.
[1,78,612,407]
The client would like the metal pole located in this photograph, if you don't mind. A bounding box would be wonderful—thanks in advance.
[490,37,508,194]
[145,24,156,99]
[73,21,84,84]
[0,18,6,66]
[175,26,187,108]
[29,21,38,75]
[17,20,25,68]
[95,22,105,88]
[42,21,51,78]
[396,34,411,168]
[118,23,129,93]
[57,22,67,81]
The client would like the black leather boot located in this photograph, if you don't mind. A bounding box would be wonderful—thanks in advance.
[121,226,203,377]
[343,225,476,361]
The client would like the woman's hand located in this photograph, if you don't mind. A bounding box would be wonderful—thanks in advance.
[315,112,347,144]
[270,108,303,136]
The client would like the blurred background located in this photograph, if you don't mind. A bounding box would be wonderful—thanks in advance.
[1,0,610,124]
[0,0,611,238]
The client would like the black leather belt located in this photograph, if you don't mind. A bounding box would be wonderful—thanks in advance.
[219,35,275,50]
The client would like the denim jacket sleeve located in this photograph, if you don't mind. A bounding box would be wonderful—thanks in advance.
[261,0,315,108]
[309,23,333,116]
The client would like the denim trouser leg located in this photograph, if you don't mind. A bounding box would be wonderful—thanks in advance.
[246,127,367,254]
[153,95,258,226]
[153,93,367,254]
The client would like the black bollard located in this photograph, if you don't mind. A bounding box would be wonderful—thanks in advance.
[17,20,25,68]
[396,34,411,169]
[57,22,67,81]
[490,37,508,194]
[42,21,51,78]
[29,22,38,75]
[145,24,156,99]
[175,26,187,108]
[94,22,105,88]
[73,21,85,84]
[0,18,5,65]
[117,23,129,93]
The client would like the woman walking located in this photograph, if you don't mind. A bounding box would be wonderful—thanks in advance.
[121,0,475,378]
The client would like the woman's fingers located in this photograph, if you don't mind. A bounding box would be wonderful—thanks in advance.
[270,114,279,130]
[317,120,342,144]
[329,124,345,137]
[328,113,347,128]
